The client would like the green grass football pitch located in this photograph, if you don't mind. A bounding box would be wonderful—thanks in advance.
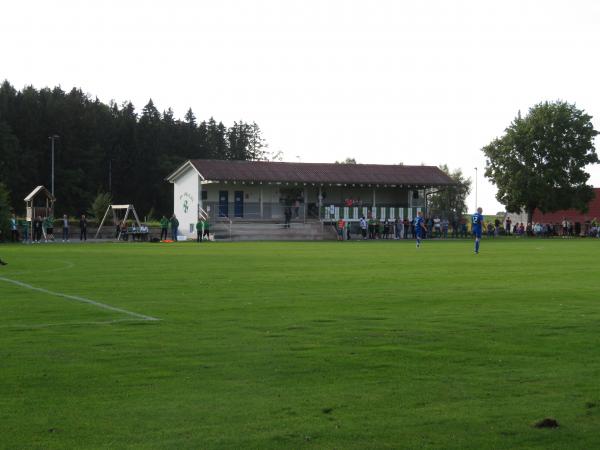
[1,239,600,449]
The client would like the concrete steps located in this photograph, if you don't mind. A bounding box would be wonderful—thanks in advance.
[210,221,336,241]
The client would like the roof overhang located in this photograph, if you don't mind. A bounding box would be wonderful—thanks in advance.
[24,185,56,202]
[165,160,205,183]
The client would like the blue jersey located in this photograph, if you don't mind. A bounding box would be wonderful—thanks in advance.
[472,213,483,232]
[413,216,424,232]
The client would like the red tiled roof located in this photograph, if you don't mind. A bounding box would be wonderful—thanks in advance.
[532,189,600,223]
[187,159,455,186]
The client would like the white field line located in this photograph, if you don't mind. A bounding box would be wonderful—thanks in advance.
[0,277,160,322]
[8,260,75,276]
[0,318,148,329]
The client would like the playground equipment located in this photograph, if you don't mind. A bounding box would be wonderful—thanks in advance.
[24,186,55,239]
[95,204,142,240]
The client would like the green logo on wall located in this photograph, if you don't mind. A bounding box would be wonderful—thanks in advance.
[179,192,194,214]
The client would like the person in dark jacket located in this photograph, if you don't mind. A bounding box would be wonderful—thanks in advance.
[79,214,88,241]
[170,215,179,240]
[159,215,169,240]
[33,216,43,243]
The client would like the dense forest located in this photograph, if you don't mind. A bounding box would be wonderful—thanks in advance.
[0,81,267,218]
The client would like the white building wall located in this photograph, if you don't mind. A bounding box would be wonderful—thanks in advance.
[173,167,199,238]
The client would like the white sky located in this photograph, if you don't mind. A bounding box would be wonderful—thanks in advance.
[3,0,600,213]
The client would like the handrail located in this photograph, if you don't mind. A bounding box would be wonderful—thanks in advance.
[222,216,232,241]
[198,206,209,221]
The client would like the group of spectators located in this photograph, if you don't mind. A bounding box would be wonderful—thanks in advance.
[335,216,472,240]
[6,212,212,243]
[9,213,89,243]
[511,218,600,238]
[334,215,600,240]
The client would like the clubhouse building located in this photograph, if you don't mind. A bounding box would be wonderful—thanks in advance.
[166,159,455,237]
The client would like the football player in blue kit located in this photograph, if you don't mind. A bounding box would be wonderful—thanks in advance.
[413,210,427,248]
[472,207,483,254]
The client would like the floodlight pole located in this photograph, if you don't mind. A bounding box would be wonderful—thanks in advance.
[49,135,59,196]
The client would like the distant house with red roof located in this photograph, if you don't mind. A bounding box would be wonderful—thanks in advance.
[532,188,600,224]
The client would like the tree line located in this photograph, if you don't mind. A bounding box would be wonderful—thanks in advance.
[0,80,267,219]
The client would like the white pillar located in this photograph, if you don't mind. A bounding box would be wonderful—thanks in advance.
[260,186,264,219]
[198,181,203,211]
[318,185,323,219]
[303,188,307,223]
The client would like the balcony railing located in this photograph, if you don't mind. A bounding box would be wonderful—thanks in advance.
[200,201,423,222]
[321,205,423,221]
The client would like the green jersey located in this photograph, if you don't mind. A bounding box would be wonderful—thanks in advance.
[160,217,169,228]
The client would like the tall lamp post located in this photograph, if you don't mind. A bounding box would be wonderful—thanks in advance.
[48,135,59,196]
[474,167,478,210]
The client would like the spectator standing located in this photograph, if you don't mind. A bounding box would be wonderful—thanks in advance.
[487,222,494,238]
[427,217,434,238]
[62,214,70,242]
[368,216,376,239]
[460,217,468,238]
[383,219,390,239]
[196,219,203,242]
[20,217,29,243]
[33,216,43,243]
[159,215,169,240]
[403,217,410,239]
[451,218,458,239]
[346,221,351,240]
[79,214,88,241]
[494,218,501,237]
[433,216,441,238]
[202,219,211,241]
[394,218,402,239]
[170,214,179,240]
[568,220,574,237]
[441,218,449,239]
[505,217,512,236]
[45,215,55,242]
[10,214,19,242]
[284,207,292,228]
[337,218,345,241]
[359,216,367,240]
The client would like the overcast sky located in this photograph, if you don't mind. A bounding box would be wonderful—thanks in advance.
[3,0,600,213]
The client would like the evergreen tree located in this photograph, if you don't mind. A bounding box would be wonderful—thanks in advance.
[0,80,269,216]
